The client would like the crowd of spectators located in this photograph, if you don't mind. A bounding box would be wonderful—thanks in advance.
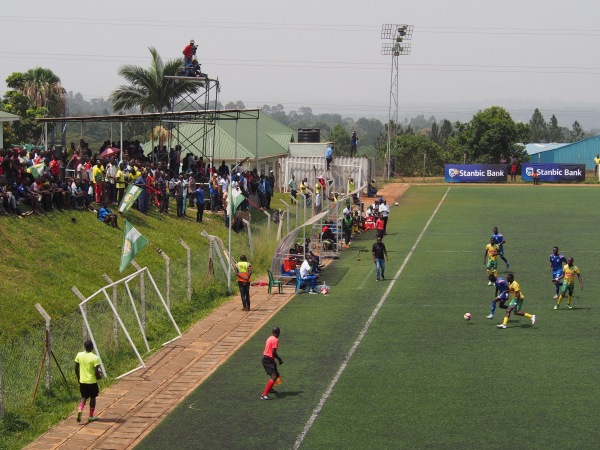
[1,139,278,221]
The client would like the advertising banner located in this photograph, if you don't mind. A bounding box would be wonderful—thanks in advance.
[521,164,585,183]
[444,164,508,183]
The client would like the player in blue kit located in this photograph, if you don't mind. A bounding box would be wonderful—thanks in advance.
[549,246,567,299]
[486,273,510,319]
[491,227,510,269]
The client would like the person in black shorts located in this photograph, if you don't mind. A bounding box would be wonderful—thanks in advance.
[261,327,283,400]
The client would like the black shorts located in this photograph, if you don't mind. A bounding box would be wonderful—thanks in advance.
[262,356,279,377]
[79,382,99,399]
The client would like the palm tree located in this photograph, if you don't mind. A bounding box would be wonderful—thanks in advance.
[110,47,199,113]
[6,67,66,116]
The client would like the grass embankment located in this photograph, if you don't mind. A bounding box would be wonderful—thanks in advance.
[0,196,279,449]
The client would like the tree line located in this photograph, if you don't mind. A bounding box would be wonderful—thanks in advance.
[2,48,597,176]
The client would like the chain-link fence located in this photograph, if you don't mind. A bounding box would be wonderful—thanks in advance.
[0,236,225,423]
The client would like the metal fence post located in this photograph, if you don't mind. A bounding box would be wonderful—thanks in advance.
[0,352,5,419]
[131,260,146,331]
[71,286,88,340]
[178,239,192,301]
[242,219,253,258]
[160,250,171,309]
[280,199,290,235]
[102,274,119,347]
[34,303,52,392]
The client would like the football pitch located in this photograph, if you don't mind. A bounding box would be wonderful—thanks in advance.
[137,185,600,449]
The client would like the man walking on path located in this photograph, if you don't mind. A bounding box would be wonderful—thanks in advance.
[75,340,102,423]
[261,327,283,400]
[372,236,389,281]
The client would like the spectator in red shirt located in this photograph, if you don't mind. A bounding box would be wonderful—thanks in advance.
[50,155,60,178]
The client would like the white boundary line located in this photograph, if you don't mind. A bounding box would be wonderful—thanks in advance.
[293,187,451,450]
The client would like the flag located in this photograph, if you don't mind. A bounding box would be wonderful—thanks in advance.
[27,163,46,180]
[230,186,246,215]
[118,184,143,213]
[274,375,283,386]
[120,220,149,272]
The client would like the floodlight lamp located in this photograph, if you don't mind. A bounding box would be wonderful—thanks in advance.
[396,37,403,43]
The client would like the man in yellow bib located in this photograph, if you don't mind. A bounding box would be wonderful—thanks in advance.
[594,154,600,177]
[235,255,252,311]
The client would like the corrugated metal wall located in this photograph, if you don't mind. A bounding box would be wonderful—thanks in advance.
[276,156,372,194]
[532,136,600,169]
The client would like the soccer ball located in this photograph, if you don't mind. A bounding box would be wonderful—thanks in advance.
[464,313,472,320]
[394,202,399,206]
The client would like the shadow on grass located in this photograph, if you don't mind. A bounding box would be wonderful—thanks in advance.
[273,390,304,399]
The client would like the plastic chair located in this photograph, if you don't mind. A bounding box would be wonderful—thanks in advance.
[267,270,282,294]
[295,269,306,293]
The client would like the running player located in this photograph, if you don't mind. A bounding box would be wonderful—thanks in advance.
[549,246,567,299]
[491,226,510,268]
[554,257,583,310]
[484,237,500,284]
[497,273,536,329]
[261,327,283,400]
[486,273,510,319]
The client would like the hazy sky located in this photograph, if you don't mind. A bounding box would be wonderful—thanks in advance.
[2,0,600,125]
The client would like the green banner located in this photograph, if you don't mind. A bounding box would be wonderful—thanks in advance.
[120,220,149,272]
[118,184,143,213]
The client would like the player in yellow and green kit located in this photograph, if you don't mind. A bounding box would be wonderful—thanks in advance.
[497,273,536,329]
[554,257,583,310]
[484,237,500,285]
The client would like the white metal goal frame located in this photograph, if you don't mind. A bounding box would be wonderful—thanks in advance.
[78,266,182,380]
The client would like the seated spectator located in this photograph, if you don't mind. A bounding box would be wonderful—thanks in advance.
[97,202,119,228]
[321,225,335,250]
[299,256,318,294]
[281,255,297,276]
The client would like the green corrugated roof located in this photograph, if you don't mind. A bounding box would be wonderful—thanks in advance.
[144,113,293,160]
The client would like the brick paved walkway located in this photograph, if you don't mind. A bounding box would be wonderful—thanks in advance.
[26,183,409,450]
[25,283,297,450]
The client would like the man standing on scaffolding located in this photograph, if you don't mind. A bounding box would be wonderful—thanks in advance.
[182,39,197,76]
[324,144,333,171]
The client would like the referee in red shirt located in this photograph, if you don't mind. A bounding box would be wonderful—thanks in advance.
[261,327,283,400]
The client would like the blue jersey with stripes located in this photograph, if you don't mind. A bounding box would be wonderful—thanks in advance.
[550,253,567,276]
[491,232,505,250]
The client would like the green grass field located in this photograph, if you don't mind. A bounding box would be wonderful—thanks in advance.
[137,184,600,449]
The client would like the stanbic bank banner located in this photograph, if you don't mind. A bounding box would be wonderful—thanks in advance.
[522,164,585,183]
[444,164,508,183]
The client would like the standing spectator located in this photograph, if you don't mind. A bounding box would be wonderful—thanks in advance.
[268,170,276,194]
[105,158,117,203]
[372,236,389,281]
[235,255,252,311]
[157,170,168,214]
[510,158,518,182]
[595,154,600,177]
[375,213,385,240]
[261,327,283,400]
[265,172,273,209]
[218,160,229,178]
[324,144,333,171]
[342,212,353,247]
[210,173,219,212]
[194,183,205,222]
[91,159,105,204]
[188,174,196,208]
[288,174,297,199]
[175,174,185,217]
[115,163,126,205]
[135,172,148,214]
[379,200,390,235]
[74,340,102,423]
[181,174,189,216]
[350,131,359,157]
[258,175,267,209]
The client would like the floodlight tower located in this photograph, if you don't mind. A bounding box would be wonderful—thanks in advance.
[381,24,413,179]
